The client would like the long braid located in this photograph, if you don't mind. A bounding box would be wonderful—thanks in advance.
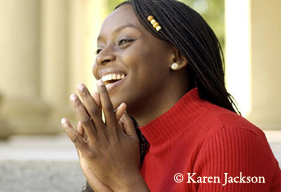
[127,0,240,114]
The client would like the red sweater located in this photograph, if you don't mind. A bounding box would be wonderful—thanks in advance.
[140,88,281,192]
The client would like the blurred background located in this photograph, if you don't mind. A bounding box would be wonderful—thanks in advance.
[0,0,280,191]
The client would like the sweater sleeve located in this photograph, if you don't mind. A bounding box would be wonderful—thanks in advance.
[193,127,281,192]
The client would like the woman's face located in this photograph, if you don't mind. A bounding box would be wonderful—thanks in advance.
[93,5,176,114]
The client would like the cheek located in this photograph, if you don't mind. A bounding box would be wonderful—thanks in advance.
[122,47,170,92]
[123,42,171,70]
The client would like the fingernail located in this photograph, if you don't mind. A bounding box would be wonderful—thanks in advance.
[61,118,67,125]
[77,83,84,91]
[70,94,77,101]
[97,79,104,86]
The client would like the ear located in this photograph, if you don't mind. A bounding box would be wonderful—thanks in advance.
[171,48,188,70]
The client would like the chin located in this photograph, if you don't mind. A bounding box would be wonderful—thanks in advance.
[109,92,138,115]
[109,95,123,110]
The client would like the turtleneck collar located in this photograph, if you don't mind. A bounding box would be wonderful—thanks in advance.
[139,88,210,146]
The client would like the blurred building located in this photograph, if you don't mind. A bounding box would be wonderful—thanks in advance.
[0,0,107,138]
[0,0,280,139]
[225,0,281,130]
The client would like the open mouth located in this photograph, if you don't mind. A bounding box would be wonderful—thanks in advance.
[101,74,126,85]
[101,73,127,92]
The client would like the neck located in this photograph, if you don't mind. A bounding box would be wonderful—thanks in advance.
[130,92,186,127]
[128,73,191,127]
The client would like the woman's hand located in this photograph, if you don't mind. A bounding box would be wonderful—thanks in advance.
[76,121,113,192]
[72,92,131,192]
[61,80,149,192]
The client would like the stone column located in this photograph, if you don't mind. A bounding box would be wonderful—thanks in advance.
[0,0,107,137]
[0,0,58,135]
[40,0,107,127]
[247,0,281,130]
[40,0,73,129]
[225,0,251,116]
[225,0,281,130]
[68,0,107,94]
[0,92,13,139]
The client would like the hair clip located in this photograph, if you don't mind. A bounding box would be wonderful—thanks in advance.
[147,15,162,31]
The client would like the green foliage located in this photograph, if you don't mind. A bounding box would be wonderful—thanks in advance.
[180,0,225,47]
[107,0,125,13]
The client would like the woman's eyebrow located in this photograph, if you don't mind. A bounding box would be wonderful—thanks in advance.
[115,23,140,33]
[97,24,140,42]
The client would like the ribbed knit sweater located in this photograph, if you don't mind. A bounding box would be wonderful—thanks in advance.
[139,88,281,192]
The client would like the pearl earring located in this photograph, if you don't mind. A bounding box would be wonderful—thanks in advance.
[171,63,179,70]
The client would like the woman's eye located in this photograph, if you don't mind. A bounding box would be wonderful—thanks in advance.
[96,49,102,55]
[118,39,134,46]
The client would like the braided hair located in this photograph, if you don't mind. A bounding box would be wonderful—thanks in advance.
[117,0,240,114]
[83,0,240,191]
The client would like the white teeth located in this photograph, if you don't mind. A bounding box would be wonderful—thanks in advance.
[112,74,117,80]
[101,73,126,83]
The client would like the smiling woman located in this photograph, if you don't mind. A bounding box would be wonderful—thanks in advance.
[93,6,189,126]
[61,0,281,192]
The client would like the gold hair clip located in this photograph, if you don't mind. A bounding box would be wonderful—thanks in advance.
[147,15,162,31]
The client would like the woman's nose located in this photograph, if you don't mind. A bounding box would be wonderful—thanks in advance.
[95,47,116,66]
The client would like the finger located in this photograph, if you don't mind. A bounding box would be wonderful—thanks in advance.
[77,148,82,159]
[77,150,113,192]
[77,83,104,130]
[77,121,89,141]
[85,171,113,192]
[76,148,113,192]
[70,94,97,141]
[117,121,125,133]
[61,118,88,151]
[77,121,84,136]
[97,80,117,129]
[92,92,101,108]
[120,112,138,139]
[115,103,127,122]
[86,173,114,192]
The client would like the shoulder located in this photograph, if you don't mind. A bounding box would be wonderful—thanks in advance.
[196,104,278,167]
[190,103,275,160]
[183,103,281,190]
[199,103,266,140]
[193,105,281,190]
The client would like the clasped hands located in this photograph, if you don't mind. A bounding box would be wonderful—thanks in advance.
[61,80,148,192]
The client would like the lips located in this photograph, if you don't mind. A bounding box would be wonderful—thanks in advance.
[101,73,126,85]
[104,77,125,92]
[98,68,127,92]
[99,72,126,93]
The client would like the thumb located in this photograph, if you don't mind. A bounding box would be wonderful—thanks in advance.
[120,112,137,139]
[115,103,127,122]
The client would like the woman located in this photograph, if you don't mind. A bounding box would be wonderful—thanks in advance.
[61,0,281,191]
